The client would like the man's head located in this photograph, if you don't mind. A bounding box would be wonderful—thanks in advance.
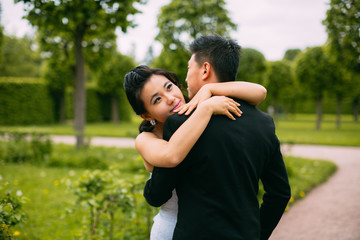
[186,34,241,99]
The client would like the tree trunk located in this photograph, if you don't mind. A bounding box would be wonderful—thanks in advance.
[353,97,359,122]
[315,96,323,130]
[336,97,341,129]
[111,95,119,124]
[273,97,278,123]
[74,35,86,149]
[59,91,66,124]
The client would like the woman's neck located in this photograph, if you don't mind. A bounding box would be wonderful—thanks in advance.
[152,124,164,138]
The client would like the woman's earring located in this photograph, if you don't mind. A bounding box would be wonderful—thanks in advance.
[150,120,156,126]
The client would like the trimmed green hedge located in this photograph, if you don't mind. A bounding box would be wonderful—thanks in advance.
[0,78,54,125]
[0,77,133,125]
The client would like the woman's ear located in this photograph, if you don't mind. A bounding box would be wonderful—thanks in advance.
[140,113,152,121]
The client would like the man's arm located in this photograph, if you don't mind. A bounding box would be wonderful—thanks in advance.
[143,114,188,207]
[259,133,291,240]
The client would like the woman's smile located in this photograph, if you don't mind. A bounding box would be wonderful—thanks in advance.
[171,101,182,112]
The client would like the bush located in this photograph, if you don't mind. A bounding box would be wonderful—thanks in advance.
[0,187,29,239]
[0,78,54,125]
[0,131,52,165]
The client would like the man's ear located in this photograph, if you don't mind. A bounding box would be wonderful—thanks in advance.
[202,62,211,80]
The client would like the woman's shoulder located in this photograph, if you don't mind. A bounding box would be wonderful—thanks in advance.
[136,131,157,142]
[135,131,158,147]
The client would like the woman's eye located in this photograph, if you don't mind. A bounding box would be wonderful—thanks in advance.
[167,83,173,90]
[154,97,161,104]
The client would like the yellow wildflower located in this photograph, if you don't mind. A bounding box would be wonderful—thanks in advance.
[285,205,289,211]
[43,189,49,194]
[289,197,294,203]
[54,180,60,186]
[299,191,306,197]
[13,231,21,236]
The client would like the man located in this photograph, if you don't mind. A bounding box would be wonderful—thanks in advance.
[144,34,291,240]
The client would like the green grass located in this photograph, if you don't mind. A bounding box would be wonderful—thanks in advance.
[0,114,359,146]
[0,145,149,239]
[275,114,360,146]
[1,153,337,239]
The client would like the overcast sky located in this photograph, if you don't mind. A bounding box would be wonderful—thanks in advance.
[1,0,330,62]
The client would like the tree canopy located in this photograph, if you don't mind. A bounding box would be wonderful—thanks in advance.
[17,0,145,148]
[323,0,360,73]
[236,48,267,84]
[152,0,236,90]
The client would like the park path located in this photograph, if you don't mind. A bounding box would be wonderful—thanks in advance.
[52,136,360,239]
[270,144,360,240]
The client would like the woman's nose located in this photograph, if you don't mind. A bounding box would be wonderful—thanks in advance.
[166,94,175,104]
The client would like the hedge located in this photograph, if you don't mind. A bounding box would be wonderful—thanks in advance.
[0,78,54,125]
[0,77,133,125]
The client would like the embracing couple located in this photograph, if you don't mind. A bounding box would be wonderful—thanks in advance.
[124,34,291,240]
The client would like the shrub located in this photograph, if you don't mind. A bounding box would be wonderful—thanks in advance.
[0,131,52,165]
[0,187,29,239]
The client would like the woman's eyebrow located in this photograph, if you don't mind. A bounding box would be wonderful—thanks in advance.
[150,81,171,103]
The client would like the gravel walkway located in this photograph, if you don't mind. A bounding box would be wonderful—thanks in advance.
[52,136,360,239]
[270,144,360,240]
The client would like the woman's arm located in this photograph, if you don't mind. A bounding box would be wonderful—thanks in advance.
[176,81,266,115]
[207,81,267,105]
[135,96,241,170]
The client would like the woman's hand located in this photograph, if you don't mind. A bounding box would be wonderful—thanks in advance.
[201,96,242,120]
[174,85,212,115]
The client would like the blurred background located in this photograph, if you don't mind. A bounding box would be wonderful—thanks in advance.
[0,0,359,239]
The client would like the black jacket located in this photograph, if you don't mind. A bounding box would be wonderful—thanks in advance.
[144,99,291,240]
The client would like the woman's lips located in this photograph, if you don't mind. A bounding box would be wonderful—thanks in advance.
[171,101,181,112]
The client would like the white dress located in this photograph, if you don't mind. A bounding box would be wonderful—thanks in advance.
[150,189,178,240]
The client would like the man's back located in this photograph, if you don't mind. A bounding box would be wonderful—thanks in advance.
[163,99,290,239]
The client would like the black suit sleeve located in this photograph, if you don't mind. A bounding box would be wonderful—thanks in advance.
[259,121,291,240]
[143,114,187,207]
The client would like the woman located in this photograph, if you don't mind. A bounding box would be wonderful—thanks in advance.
[124,65,266,239]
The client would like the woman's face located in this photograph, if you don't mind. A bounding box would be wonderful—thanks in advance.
[140,74,185,124]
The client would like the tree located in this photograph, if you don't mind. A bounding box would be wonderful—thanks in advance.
[0,2,3,66]
[0,35,41,77]
[323,0,360,122]
[153,0,236,89]
[266,61,293,122]
[17,0,146,149]
[295,47,334,130]
[283,49,301,62]
[97,53,136,124]
[236,48,267,85]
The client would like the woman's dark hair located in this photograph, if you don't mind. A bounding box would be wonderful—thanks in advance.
[124,65,180,133]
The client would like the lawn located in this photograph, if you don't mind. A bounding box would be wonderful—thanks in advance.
[0,150,337,239]
[0,114,359,146]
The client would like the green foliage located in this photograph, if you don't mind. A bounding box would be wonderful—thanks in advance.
[0,149,337,239]
[0,131,52,165]
[236,48,267,85]
[0,35,41,78]
[0,186,29,239]
[295,46,334,99]
[283,49,302,62]
[17,0,147,147]
[156,0,236,49]
[69,169,134,239]
[97,53,136,96]
[266,61,295,121]
[323,0,360,74]
[152,48,191,91]
[153,0,236,89]
[0,78,55,125]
